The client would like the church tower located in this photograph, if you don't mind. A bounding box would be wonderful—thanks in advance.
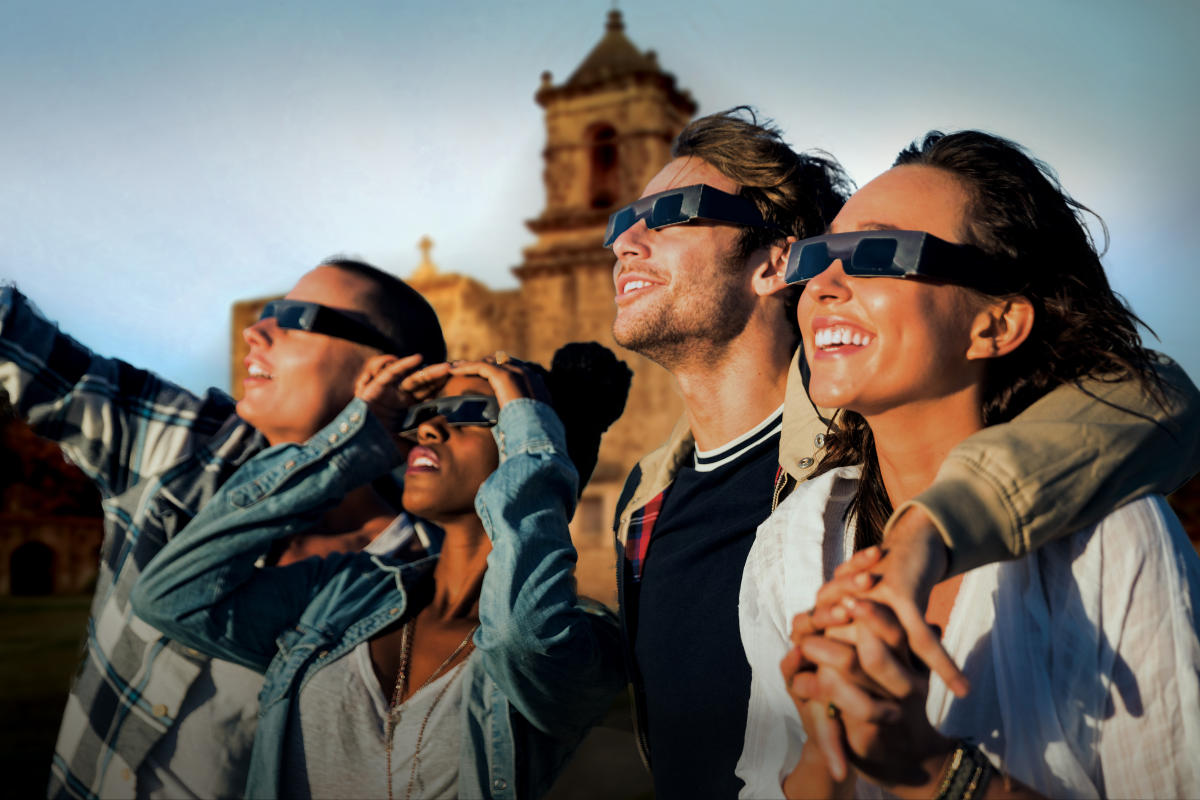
[513,9,697,360]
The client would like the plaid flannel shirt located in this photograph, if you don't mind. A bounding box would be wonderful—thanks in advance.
[0,286,267,799]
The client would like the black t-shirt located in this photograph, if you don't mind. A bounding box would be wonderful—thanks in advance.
[631,412,782,799]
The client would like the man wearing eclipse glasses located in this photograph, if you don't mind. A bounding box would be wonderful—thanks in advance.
[1,259,444,798]
[607,108,1200,798]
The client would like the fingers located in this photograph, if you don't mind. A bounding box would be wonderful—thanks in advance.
[806,700,848,782]
[448,357,543,407]
[843,616,918,700]
[790,601,858,647]
[882,595,969,697]
[355,353,424,399]
[832,544,883,578]
[843,598,905,652]
[798,636,890,709]
[398,362,452,396]
[814,569,880,608]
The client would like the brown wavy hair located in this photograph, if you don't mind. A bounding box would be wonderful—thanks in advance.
[812,131,1164,548]
[672,107,855,340]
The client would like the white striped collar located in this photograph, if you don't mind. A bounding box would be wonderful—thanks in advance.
[693,405,785,473]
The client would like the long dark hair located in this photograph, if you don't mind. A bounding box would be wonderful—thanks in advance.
[814,131,1164,548]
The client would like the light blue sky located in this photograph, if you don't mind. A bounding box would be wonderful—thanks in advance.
[3,0,1197,392]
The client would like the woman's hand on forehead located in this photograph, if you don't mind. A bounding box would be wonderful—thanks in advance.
[449,355,549,408]
[356,354,450,436]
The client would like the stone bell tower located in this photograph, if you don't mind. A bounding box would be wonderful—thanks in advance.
[513,9,697,360]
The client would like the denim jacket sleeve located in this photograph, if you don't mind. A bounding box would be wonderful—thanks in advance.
[473,399,624,739]
[131,397,404,671]
[0,285,238,497]
[900,354,1200,574]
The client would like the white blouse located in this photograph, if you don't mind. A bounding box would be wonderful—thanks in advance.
[736,466,1200,799]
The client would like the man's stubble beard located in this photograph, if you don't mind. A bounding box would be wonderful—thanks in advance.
[612,250,756,371]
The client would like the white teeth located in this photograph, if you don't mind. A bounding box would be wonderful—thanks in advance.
[248,364,272,378]
[814,326,872,350]
[413,456,437,468]
[623,280,651,293]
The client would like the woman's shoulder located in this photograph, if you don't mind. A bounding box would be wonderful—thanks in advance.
[743,465,862,613]
[1063,493,1193,570]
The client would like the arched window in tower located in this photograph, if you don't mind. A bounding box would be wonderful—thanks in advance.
[588,124,619,210]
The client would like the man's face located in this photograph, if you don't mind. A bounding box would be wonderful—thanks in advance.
[237,265,378,445]
[610,157,757,367]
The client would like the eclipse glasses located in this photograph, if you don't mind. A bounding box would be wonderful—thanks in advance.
[258,299,397,353]
[398,395,500,439]
[603,183,778,246]
[785,230,1020,294]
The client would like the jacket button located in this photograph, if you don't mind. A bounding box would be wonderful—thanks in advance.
[284,460,296,470]
[339,422,350,433]
[328,433,339,443]
[814,433,826,448]
[152,703,169,717]
[389,607,400,615]
[492,778,508,790]
[798,457,814,468]
[317,650,329,659]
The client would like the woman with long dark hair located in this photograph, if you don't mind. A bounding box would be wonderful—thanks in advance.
[737,131,1200,798]
[133,342,631,799]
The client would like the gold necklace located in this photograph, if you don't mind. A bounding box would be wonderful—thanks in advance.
[384,616,479,800]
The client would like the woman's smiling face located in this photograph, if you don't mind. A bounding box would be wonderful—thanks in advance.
[797,165,987,417]
[400,374,500,524]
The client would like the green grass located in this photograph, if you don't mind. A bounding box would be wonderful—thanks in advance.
[0,595,90,798]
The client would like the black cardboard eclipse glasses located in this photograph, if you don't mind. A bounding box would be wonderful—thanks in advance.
[398,395,500,439]
[785,230,1020,294]
[258,299,397,353]
[603,183,778,246]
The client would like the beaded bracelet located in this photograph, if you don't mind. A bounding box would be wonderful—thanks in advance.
[933,740,996,800]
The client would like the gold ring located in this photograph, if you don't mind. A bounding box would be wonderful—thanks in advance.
[493,350,511,365]
[825,702,840,719]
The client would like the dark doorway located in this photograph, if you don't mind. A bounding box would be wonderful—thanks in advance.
[10,541,54,595]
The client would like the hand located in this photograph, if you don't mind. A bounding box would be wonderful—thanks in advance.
[783,601,909,781]
[791,599,955,793]
[814,506,968,697]
[781,639,854,783]
[354,354,449,433]
[447,355,549,408]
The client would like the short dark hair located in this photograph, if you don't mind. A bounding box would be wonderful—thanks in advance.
[320,257,446,366]
[672,106,853,260]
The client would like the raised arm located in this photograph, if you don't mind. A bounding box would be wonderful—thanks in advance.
[0,284,245,497]
[472,397,624,739]
[131,397,403,670]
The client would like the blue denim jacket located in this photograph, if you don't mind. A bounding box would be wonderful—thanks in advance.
[131,397,623,799]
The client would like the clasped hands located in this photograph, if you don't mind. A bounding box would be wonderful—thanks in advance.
[780,509,966,798]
